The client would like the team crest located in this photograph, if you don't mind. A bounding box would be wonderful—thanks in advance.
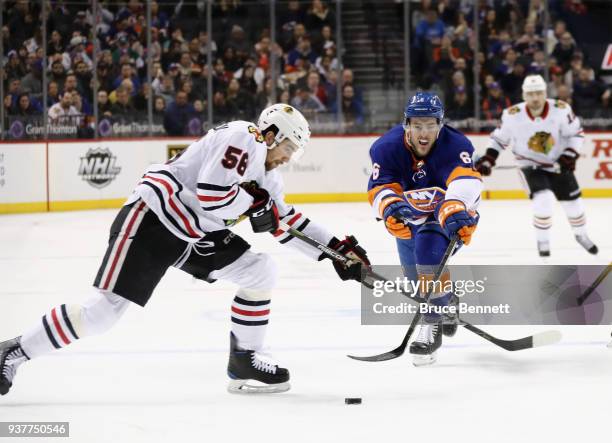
[403,187,446,213]
[248,125,265,143]
[508,106,520,115]
[283,106,294,114]
[413,160,426,180]
[527,131,555,154]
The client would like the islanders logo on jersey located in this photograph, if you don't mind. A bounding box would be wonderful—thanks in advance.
[403,186,446,213]
[528,131,555,154]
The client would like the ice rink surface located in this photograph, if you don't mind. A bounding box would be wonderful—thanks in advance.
[1,200,611,443]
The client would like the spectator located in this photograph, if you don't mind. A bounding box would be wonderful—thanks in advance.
[190,66,208,102]
[291,86,326,116]
[110,85,135,117]
[48,91,80,126]
[20,59,43,99]
[305,70,328,107]
[97,90,113,116]
[221,46,241,72]
[500,62,526,103]
[47,81,60,107]
[529,50,547,76]
[113,63,141,94]
[212,91,237,124]
[573,68,607,118]
[305,1,335,32]
[96,61,114,93]
[6,78,22,108]
[546,20,567,53]
[234,57,265,93]
[213,58,232,93]
[315,52,337,82]
[5,50,26,79]
[225,78,256,121]
[414,9,445,49]
[287,36,318,69]
[178,51,193,78]
[225,25,251,58]
[312,24,334,55]
[69,35,93,69]
[564,54,584,89]
[74,61,93,101]
[482,82,511,120]
[505,7,525,40]
[133,83,152,112]
[514,21,544,58]
[154,96,166,117]
[49,60,67,92]
[153,74,176,105]
[446,86,472,120]
[330,84,365,132]
[236,63,259,95]
[555,84,573,105]
[163,91,196,135]
[47,30,65,56]
[548,66,565,98]
[552,32,577,71]
[14,93,39,116]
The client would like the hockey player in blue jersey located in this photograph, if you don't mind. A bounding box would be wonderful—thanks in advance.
[367,92,482,366]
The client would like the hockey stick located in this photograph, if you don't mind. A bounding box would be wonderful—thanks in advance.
[347,235,459,362]
[577,262,612,306]
[278,222,562,358]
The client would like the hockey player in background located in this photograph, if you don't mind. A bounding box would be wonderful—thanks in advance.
[476,74,598,257]
[368,92,482,366]
[0,104,370,395]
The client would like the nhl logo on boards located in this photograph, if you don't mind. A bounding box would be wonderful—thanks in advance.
[78,147,122,189]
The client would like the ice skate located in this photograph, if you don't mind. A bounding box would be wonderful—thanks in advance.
[0,337,29,396]
[409,322,442,367]
[227,332,290,394]
[575,235,598,255]
[537,240,550,257]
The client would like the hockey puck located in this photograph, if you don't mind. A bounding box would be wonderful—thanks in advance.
[345,397,362,405]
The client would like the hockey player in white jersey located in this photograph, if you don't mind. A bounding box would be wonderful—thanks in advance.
[0,104,370,395]
[476,75,598,257]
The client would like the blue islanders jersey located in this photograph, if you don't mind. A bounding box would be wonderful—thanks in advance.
[367,124,482,220]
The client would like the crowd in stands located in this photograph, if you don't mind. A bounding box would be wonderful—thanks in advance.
[1,0,364,138]
[410,0,611,125]
[3,0,611,139]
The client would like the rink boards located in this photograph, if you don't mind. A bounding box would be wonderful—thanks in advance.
[1,133,611,214]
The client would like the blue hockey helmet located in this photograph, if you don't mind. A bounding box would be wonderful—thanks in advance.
[403,92,444,126]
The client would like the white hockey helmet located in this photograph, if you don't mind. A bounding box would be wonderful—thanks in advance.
[257,104,311,161]
[522,75,547,93]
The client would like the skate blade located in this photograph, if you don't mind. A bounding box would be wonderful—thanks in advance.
[607,341,612,349]
[227,379,291,394]
[412,352,437,367]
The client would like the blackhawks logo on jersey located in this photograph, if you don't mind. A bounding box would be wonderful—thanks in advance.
[527,131,555,154]
[248,125,264,143]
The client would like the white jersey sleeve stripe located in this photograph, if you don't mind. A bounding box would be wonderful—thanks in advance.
[148,170,207,235]
[142,174,203,239]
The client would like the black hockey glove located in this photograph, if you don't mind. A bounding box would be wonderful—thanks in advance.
[475,148,499,176]
[325,236,371,282]
[241,182,280,233]
[558,148,578,172]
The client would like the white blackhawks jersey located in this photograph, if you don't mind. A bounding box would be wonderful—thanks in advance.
[125,120,333,260]
[489,99,584,171]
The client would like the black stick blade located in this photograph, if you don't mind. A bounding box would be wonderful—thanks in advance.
[347,345,405,362]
